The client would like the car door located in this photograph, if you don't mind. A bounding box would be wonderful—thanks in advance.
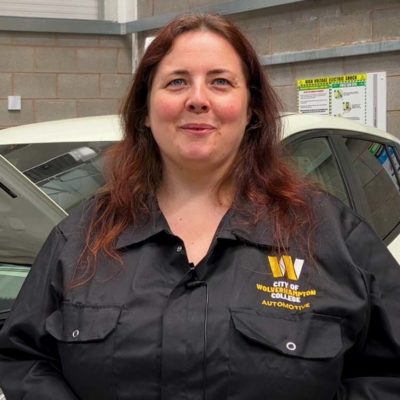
[284,130,400,261]
[0,154,67,264]
[0,155,67,327]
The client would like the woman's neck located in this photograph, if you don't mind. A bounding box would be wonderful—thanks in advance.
[158,166,234,209]
[158,158,235,203]
[157,170,234,266]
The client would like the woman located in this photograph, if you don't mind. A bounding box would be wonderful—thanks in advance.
[0,13,399,400]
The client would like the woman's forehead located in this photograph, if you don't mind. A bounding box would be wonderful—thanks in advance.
[154,30,245,76]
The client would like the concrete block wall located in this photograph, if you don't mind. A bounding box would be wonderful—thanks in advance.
[138,0,400,139]
[0,32,132,129]
[237,0,400,139]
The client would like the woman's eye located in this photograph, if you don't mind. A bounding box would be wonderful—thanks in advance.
[167,79,186,88]
[213,78,230,86]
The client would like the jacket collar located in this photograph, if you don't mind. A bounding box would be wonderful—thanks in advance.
[115,201,172,250]
[115,200,276,250]
[217,204,276,247]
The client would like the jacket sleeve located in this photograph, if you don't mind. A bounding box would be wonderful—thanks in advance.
[0,227,79,400]
[338,220,400,399]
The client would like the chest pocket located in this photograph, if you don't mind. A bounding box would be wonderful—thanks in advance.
[228,308,343,400]
[231,308,342,359]
[46,302,121,342]
[45,302,121,400]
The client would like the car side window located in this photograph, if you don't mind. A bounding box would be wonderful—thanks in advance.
[345,138,400,239]
[0,265,30,319]
[286,137,350,206]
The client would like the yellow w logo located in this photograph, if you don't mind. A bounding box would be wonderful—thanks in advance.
[267,255,304,281]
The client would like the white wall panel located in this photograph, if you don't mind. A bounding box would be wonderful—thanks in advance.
[0,0,99,20]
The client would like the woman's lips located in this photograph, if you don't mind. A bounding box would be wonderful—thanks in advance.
[179,123,216,135]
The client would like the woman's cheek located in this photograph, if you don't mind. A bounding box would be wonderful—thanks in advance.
[151,97,181,121]
[216,99,249,123]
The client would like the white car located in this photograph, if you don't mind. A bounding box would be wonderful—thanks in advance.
[0,113,400,327]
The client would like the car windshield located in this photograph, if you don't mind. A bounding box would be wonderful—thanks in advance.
[0,141,115,212]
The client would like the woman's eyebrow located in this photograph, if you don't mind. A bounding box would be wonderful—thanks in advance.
[164,68,235,76]
[207,68,234,75]
[164,69,189,76]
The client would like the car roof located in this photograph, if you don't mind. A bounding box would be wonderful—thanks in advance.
[281,113,400,143]
[1,113,399,145]
[0,115,124,144]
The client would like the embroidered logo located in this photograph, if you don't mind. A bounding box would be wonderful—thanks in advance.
[267,255,304,281]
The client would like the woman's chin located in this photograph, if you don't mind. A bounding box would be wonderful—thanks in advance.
[178,147,214,162]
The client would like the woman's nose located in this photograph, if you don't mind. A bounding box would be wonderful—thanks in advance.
[185,84,210,113]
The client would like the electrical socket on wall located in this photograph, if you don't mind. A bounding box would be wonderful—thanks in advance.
[8,96,22,111]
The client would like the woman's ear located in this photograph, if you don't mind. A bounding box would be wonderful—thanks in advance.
[145,116,150,128]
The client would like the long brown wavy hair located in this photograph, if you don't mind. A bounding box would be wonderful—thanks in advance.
[73,13,316,287]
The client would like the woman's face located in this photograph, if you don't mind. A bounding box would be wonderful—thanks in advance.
[146,30,249,173]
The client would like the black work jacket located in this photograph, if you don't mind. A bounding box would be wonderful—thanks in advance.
[0,193,400,400]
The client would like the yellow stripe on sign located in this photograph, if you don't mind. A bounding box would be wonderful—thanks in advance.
[281,255,298,280]
[268,256,284,278]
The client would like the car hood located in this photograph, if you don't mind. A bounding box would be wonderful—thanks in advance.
[0,155,67,265]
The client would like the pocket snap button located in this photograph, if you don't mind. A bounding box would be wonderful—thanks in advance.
[72,329,80,338]
[286,341,296,351]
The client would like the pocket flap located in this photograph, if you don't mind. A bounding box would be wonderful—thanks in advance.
[230,308,342,359]
[46,302,121,342]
